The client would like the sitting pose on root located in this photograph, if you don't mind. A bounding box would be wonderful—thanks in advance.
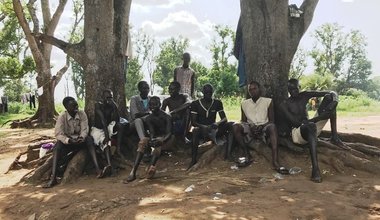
[43,97,98,188]
[279,78,346,183]
[124,96,172,182]
[90,89,128,178]
[161,81,191,141]
[188,84,233,170]
[233,81,288,173]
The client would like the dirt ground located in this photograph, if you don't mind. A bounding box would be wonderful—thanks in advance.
[0,116,379,220]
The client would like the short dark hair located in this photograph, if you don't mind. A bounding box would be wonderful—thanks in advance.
[150,96,161,104]
[62,96,75,108]
[203,83,213,91]
[288,78,299,85]
[102,89,113,96]
[249,80,261,88]
[183,52,190,59]
[137,81,148,90]
[169,81,181,89]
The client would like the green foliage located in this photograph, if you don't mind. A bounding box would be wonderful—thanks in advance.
[221,96,244,122]
[366,76,380,100]
[68,0,85,99]
[311,23,372,94]
[1,1,35,95]
[71,59,85,100]
[337,95,380,113]
[311,23,347,77]
[0,102,35,127]
[206,25,240,97]
[192,61,209,96]
[300,73,335,91]
[153,37,189,94]
[342,88,368,98]
[125,57,143,99]
[0,0,25,57]
[336,30,372,93]
[3,79,29,102]
[7,101,36,114]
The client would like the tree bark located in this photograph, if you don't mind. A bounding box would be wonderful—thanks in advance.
[83,0,131,122]
[240,0,319,106]
[13,0,69,126]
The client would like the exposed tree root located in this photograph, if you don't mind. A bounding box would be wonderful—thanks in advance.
[7,131,380,184]
[187,132,380,177]
[9,136,140,185]
[8,117,56,129]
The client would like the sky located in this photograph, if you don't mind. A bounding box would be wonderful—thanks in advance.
[44,0,380,102]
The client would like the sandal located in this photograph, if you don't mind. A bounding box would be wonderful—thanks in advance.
[98,165,112,178]
[275,166,290,175]
[236,158,253,167]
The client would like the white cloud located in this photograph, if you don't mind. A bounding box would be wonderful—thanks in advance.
[141,11,213,40]
[140,11,216,66]
[132,0,191,12]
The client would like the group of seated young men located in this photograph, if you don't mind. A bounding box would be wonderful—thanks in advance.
[44,78,345,188]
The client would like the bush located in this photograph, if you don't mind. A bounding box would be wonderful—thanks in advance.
[337,95,380,112]
[342,88,368,98]
[7,102,36,114]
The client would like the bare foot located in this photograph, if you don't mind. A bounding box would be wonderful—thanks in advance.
[123,174,136,184]
[187,161,197,171]
[331,137,349,150]
[146,165,156,179]
[311,170,322,183]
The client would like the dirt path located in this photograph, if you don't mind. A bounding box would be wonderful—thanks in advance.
[0,116,379,219]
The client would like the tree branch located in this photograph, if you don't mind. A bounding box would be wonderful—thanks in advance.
[13,0,44,68]
[54,55,70,87]
[287,0,319,61]
[46,0,68,36]
[300,0,319,32]
[26,0,39,34]
[35,34,85,65]
[41,0,51,29]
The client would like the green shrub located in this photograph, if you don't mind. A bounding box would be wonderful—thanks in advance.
[8,102,36,114]
[337,95,380,112]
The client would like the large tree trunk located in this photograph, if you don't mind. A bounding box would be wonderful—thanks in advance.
[83,0,131,122]
[240,0,318,106]
[12,0,70,127]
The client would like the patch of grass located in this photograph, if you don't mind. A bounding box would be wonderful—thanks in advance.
[0,112,34,127]
[222,95,380,121]
[0,102,35,127]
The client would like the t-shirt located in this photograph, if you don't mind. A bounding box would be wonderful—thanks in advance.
[190,99,224,125]
[241,97,271,125]
[55,110,89,144]
[174,66,195,96]
[129,95,150,121]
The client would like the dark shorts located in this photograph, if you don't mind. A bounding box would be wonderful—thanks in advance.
[173,119,185,135]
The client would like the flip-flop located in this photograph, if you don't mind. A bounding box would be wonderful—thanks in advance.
[98,165,112,178]
[236,159,253,168]
[275,166,290,175]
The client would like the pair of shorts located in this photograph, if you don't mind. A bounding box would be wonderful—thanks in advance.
[241,122,268,144]
[90,121,117,151]
[172,119,185,135]
[137,137,162,157]
[291,119,328,144]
